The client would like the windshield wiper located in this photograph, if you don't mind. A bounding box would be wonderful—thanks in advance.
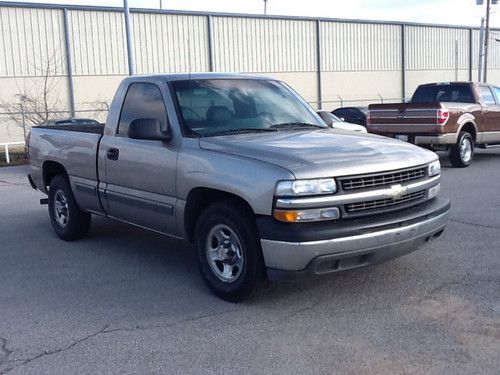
[270,122,324,129]
[203,127,278,137]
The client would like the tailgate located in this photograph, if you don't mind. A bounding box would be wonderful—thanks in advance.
[367,103,443,135]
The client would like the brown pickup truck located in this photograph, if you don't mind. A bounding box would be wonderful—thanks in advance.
[367,82,500,167]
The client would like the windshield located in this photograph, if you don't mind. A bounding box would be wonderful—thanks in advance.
[171,79,325,137]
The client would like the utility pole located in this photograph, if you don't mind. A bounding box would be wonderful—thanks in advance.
[123,0,136,75]
[159,0,163,9]
[264,0,268,15]
[479,17,485,82]
[484,0,491,82]
[478,0,498,82]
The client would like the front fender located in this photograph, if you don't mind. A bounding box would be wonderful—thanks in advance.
[176,140,294,216]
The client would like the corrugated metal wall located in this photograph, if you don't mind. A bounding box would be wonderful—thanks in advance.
[321,22,401,71]
[1,3,500,115]
[405,26,469,71]
[69,11,210,75]
[488,29,500,69]
[1,5,497,78]
[0,6,66,76]
[132,13,209,74]
[69,10,128,75]
[212,17,316,72]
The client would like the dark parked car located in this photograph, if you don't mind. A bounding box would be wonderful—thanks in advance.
[331,107,368,126]
[41,118,101,127]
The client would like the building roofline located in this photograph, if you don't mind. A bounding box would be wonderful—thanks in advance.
[0,1,496,31]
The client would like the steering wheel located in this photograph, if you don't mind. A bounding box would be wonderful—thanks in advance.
[259,112,276,124]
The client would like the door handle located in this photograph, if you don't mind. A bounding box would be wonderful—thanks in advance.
[107,148,119,160]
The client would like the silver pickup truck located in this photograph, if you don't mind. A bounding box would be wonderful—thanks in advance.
[28,73,450,301]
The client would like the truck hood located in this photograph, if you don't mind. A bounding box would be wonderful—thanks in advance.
[198,129,437,179]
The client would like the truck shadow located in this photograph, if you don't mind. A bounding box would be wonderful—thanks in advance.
[81,214,426,311]
[437,149,500,168]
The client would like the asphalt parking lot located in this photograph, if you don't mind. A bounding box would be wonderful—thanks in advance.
[0,150,499,375]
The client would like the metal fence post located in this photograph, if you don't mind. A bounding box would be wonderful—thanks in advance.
[21,108,27,142]
[207,15,214,71]
[63,8,76,117]
[5,144,10,164]
[315,20,323,110]
[469,28,473,81]
[401,24,406,101]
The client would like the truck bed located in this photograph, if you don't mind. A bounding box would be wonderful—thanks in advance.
[28,126,103,196]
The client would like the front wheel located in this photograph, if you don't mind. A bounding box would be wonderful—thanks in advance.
[48,175,91,241]
[194,200,264,302]
[449,131,474,168]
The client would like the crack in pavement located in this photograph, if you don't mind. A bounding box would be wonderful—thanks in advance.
[286,296,323,319]
[0,327,109,375]
[0,338,13,359]
[101,309,235,335]
[0,179,26,187]
[0,309,236,374]
[449,218,500,230]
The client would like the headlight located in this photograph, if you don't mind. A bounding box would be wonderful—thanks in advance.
[273,207,340,222]
[428,160,441,177]
[275,178,337,196]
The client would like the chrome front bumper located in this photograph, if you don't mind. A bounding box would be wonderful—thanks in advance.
[261,208,449,275]
[414,133,457,145]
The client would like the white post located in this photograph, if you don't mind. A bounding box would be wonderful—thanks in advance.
[123,0,136,75]
[5,144,10,164]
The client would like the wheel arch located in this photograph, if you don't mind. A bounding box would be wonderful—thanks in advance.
[456,114,478,143]
[42,160,68,189]
[184,187,256,243]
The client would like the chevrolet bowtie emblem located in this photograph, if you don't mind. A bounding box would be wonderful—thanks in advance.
[387,184,407,200]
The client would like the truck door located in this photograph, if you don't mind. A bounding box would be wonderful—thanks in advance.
[478,85,500,144]
[100,82,179,236]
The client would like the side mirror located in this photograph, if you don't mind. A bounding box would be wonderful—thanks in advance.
[316,111,334,127]
[128,118,170,141]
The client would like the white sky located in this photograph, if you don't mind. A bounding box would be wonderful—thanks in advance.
[1,0,500,27]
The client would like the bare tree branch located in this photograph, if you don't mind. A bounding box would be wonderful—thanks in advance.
[0,54,108,144]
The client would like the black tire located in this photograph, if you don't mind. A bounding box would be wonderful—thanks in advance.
[194,200,264,302]
[48,174,91,241]
[449,131,474,168]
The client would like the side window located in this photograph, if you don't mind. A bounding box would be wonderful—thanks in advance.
[494,87,500,104]
[479,86,496,106]
[118,82,168,136]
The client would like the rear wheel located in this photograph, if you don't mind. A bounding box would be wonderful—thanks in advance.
[194,200,264,302]
[48,175,91,241]
[449,131,474,168]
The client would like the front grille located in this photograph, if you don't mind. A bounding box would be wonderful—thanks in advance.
[346,190,426,213]
[341,166,427,191]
